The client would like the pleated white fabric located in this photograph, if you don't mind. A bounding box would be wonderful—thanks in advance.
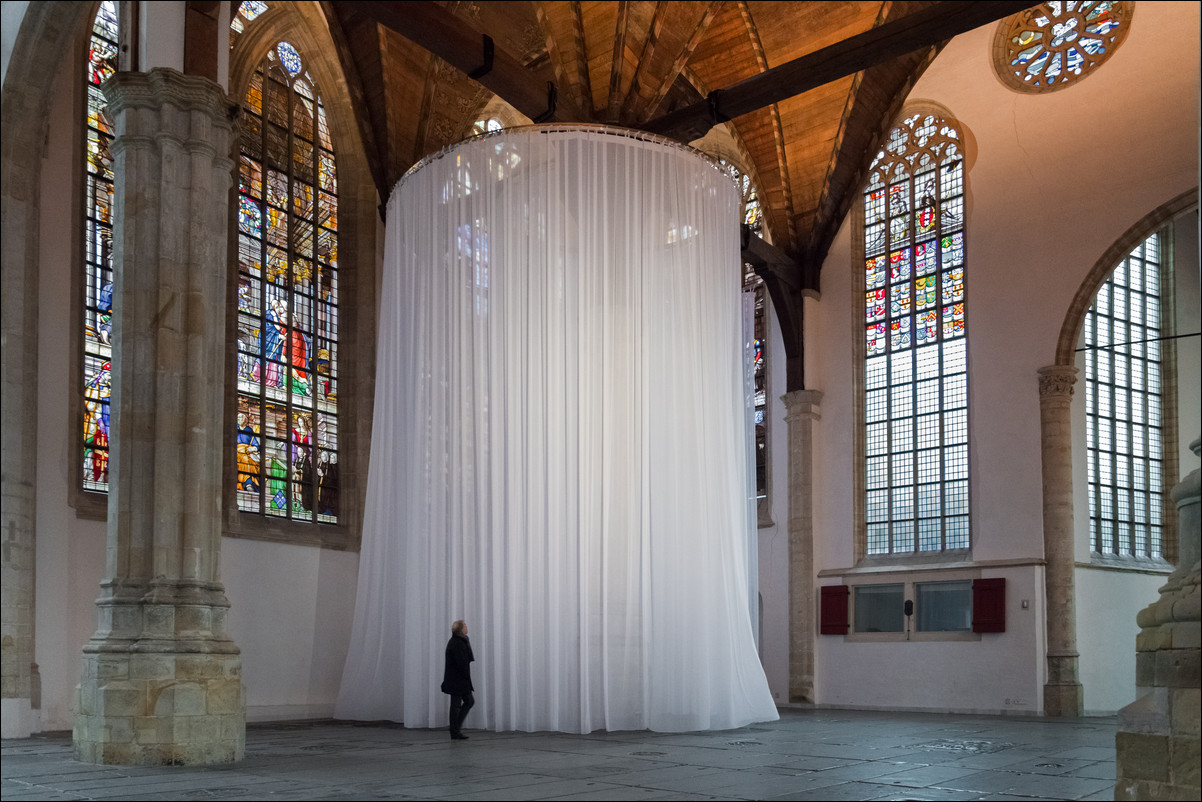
[336,127,778,733]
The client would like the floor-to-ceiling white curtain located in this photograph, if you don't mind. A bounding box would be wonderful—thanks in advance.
[336,126,777,733]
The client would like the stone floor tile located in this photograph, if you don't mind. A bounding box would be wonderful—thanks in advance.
[1062,761,1115,781]
[1,710,1125,802]
[991,756,1103,775]
[764,779,898,800]
[864,764,985,787]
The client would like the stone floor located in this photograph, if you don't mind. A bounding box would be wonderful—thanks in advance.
[2,707,1119,801]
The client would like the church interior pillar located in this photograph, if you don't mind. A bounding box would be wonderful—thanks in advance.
[73,68,245,766]
[783,388,821,703]
[1038,364,1083,716]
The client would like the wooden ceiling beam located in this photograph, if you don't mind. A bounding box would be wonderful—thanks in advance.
[642,1,1039,141]
[344,0,560,123]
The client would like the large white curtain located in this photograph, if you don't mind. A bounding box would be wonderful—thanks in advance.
[336,126,777,733]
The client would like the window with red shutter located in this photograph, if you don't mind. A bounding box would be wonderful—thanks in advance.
[972,577,1005,633]
[820,585,850,635]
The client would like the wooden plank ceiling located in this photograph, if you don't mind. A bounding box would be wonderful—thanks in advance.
[324,0,1035,271]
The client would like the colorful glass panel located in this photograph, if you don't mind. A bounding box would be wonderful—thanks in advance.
[82,1,119,493]
[862,111,969,554]
[720,159,769,500]
[994,1,1132,93]
[229,1,269,49]
[237,42,340,523]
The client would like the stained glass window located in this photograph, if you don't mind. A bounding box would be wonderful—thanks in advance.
[993,1,1132,93]
[230,1,269,49]
[1085,233,1164,558]
[236,42,340,523]
[721,160,768,500]
[82,0,119,493]
[863,111,968,555]
[472,117,504,136]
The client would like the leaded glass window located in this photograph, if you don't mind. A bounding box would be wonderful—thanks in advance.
[1084,233,1164,558]
[472,117,504,136]
[230,1,269,49]
[236,41,340,523]
[82,0,119,494]
[863,112,968,555]
[721,160,769,500]
[993,1,1132,93]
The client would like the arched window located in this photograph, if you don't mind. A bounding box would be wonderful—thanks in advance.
[230,1,269,49]
[234,41,340,524]
[471,117,505,136]
[1083,233,1166,557]
[81,0,119,494]
[862,111,969,555]
[721,160,769,506]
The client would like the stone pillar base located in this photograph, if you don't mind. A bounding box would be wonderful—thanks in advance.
[1115,687,1201,800]
[1043,682,1083,717]
[74,651,245,765]
[789,685,814,705]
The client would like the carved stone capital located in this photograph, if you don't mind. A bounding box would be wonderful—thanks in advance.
[1037,364,1078,400]
[102,67,234,123]
[781,388,823,422]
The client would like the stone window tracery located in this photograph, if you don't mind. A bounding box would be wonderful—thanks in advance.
[993,1,1133,93]
[234,41,341,524]
[862,111,969,555]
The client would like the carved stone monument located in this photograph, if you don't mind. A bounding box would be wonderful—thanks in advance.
[1114,437,1201,800]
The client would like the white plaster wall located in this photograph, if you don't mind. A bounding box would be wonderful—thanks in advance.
[222,538,359,721]
[808,1,1199,713]
[815,568,1045,713]
[1076,568,1164,715]
[33,45,110,734]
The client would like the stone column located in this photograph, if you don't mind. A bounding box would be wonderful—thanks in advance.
[73,68,244,766]
[1115,437,1201,801]
[0,71,44,741]
[1038,365,1083,716]
[783,389,821,703]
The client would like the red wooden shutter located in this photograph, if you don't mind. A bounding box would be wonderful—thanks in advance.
[972,577,1005,633]
[820,585,850,634]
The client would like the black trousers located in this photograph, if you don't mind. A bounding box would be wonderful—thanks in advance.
[449,692,474,734]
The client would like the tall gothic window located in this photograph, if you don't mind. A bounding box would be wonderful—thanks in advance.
[721,160,769,502]
[862,111,968,555]
[1083,233,1165,558]
[235,41,340,524]
[82,0,119,494]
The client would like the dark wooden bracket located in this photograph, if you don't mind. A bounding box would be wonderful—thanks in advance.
[533,82,558,124]
[468,35,494,80]
[741,225,816,392]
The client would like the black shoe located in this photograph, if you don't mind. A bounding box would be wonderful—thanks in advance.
[451,732,469,740]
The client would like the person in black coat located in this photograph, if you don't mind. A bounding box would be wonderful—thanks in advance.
[441,619,475,740]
